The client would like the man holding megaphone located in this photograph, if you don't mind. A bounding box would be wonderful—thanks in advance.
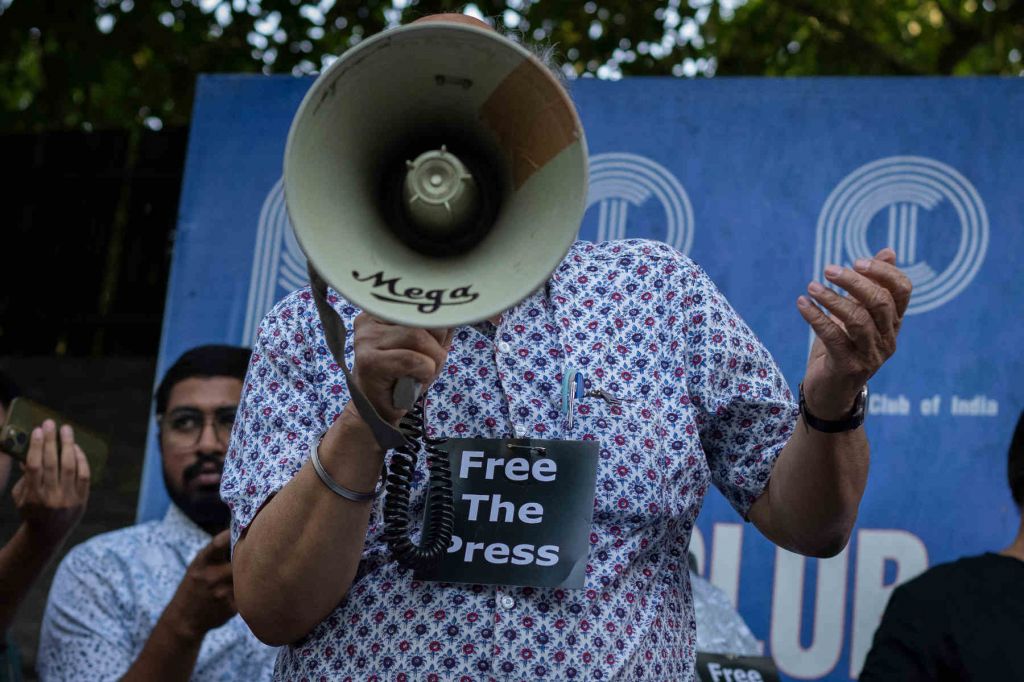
[221,13,912,681]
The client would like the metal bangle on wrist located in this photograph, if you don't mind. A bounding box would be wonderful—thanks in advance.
[798,382,868,433]
[309,431,385,502]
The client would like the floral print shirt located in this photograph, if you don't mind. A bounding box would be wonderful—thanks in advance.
[222,239,798,681]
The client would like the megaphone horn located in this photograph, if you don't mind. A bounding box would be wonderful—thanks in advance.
[284,20,589,330]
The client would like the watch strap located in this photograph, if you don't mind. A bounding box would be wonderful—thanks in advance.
[799,383,867,433]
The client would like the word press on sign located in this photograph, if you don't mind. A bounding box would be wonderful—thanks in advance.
[415,438,599,588]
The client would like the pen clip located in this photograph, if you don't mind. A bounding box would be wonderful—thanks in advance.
[584,388,627,407]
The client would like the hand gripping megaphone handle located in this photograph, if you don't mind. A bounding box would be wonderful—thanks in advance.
[309,263,456,572]
[308,263,408,451]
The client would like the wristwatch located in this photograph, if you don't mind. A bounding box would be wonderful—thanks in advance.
[799,383,868,433]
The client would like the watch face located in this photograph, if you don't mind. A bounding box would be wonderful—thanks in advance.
[855,386,868,418]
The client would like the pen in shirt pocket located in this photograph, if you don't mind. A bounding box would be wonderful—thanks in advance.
[562,368,585,430]
[563,369,633,430]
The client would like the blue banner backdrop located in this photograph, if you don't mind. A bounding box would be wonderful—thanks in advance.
[141,75,1023,681]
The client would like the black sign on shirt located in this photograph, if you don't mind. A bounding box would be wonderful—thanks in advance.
[415,438,599,589]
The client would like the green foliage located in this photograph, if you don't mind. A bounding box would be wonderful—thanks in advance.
[0,0,1021,132]
[715,0,1024,75]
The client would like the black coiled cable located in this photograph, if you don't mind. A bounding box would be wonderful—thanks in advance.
[381,394,455,572]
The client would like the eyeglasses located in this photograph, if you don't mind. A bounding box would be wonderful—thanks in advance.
[160,406,238,449]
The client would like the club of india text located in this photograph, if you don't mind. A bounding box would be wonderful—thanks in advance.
[871,393,999,417]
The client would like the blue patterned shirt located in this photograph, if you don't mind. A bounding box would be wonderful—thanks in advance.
[222,239,798,681]
[38,504,278,682]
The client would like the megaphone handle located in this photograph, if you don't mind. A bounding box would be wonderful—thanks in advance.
[392,377,423,412]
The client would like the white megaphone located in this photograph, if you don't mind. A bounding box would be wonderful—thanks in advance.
[282,18,588,571]
[284,19,588,330]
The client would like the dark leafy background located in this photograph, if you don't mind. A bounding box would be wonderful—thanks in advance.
[0,0,1020,357]
[2,0,1021,133]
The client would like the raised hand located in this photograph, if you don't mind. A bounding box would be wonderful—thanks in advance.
[12,420,90,547]
[797,247,913,420]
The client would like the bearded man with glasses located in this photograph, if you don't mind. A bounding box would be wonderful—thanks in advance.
[37,345,278,682]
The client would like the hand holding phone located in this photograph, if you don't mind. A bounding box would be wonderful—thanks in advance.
[0,398,108,484]
[11,420,90,547]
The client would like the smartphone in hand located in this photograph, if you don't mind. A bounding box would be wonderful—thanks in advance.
[0,398,109,484]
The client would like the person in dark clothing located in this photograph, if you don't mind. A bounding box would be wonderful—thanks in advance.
[859,409,1024,681]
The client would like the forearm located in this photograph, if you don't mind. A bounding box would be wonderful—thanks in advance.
[233,405,384,645]
[0,524,64,632]
[120,610,203,682]
[759,248,911,555]
[750,417,869,557]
